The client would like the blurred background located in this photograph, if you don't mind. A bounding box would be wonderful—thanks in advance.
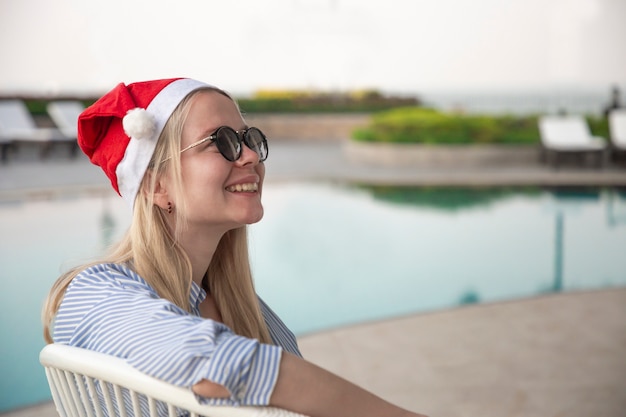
[1,1,626,416]
[1,0,625,105]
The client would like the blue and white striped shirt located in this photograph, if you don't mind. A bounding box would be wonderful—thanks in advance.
[53,263,301,407]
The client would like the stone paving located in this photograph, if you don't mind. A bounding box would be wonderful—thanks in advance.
[298,288,626,417]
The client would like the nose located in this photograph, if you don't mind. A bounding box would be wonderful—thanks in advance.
[234,142,260,167]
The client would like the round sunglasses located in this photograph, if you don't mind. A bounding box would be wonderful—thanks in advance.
[175,126,269,162]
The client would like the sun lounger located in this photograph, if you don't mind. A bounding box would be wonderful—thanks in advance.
[0,134,10,163]
[47,100,85,157]
[0,99,74,160]
[40,343,309,417]
[538,115,608,168]
[608,109,626,161]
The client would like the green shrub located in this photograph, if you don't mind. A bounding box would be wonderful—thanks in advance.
[352,107,542,145]
[238,89,420,113]
[24,100,49,115]
[352,107,615,145]
[587,115,609,138]
[238,96,419,113]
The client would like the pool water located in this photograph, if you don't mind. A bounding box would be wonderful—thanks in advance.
[1,183,625,412]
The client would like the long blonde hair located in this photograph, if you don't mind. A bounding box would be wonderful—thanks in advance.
[42,87,272,344]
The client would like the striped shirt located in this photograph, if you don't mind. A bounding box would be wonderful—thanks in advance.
[53,263,301,408]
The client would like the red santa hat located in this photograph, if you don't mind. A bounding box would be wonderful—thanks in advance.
[78,78,211,207]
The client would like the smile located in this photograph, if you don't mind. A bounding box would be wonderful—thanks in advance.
[225,182,259,193]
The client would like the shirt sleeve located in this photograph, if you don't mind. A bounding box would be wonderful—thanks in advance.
[258,296,302,357]
[53,264,283,406]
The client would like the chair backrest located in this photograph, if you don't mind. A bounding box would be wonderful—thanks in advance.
[40,344,308,417]
[538,115,593,147]
[608,109,626,147]
[0,99,38,136]
[47,101,85,138]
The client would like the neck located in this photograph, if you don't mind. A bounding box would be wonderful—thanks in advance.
[178,226,227,288]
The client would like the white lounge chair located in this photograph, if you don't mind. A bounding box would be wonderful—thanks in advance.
[538,115,608,168]
[0,99,73,160]
[47,100,85,157]
[608,109,626,161]
[0,131,10,162]
[40,343,309,417]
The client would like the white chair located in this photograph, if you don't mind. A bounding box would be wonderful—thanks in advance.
[47,100,85,157]
[40,344,309,417]
[47,101,84,139]
[608,109,626,159]
[538,115,608,168]
[0,132,10,162]
[0,99,72,159]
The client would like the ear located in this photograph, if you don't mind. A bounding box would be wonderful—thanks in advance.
[144,170,171,210]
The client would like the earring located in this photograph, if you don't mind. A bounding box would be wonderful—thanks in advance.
[167,202,173,214]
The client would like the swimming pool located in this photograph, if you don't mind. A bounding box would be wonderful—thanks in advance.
[1,182,625,412]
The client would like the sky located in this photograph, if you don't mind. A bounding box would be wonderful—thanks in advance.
[0,0,625,97]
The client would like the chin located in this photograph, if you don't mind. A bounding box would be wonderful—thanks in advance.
[247,209,264,225]
[233,208,264,227]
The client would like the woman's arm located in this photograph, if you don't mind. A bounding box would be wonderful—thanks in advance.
[193,352,428,417]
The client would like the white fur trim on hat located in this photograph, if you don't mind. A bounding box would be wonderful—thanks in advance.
[116,78,211,208]
[123,108,156,140]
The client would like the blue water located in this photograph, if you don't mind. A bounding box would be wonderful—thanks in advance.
[1,183,625,412]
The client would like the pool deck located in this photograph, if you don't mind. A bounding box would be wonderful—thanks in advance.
[1,139,626,417]
[1,139,626,199]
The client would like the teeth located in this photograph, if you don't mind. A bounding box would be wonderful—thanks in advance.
[226,183,258,192]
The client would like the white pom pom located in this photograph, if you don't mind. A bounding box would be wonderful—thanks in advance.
[123,108,156,140]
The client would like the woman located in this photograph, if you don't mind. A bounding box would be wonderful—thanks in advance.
[42,78,427,417]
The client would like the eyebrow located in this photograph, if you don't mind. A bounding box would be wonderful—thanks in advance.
[195,127,219,142]
[195,124,250,141]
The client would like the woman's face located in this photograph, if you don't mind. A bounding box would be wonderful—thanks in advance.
[174,90,265,234]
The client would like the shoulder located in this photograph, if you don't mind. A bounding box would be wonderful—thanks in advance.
[70,263,156,295]
[63,263,160,307]
[54,263,171,343]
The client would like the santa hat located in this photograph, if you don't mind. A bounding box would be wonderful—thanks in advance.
[78,78,211,207]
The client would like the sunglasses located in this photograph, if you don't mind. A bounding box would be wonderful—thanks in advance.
[176,126,269,162]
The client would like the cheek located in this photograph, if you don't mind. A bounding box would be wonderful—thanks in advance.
[257,164,266,195]
[183,156,229,181]
[180,160,231,203]
[257,162,266,181]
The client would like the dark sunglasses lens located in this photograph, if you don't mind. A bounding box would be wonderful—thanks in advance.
[215,127,240,161]
[245,128,268,161]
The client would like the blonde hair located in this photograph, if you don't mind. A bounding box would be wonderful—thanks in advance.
[42,87,272,344]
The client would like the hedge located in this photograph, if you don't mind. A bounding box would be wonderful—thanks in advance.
[352,107,609,145]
